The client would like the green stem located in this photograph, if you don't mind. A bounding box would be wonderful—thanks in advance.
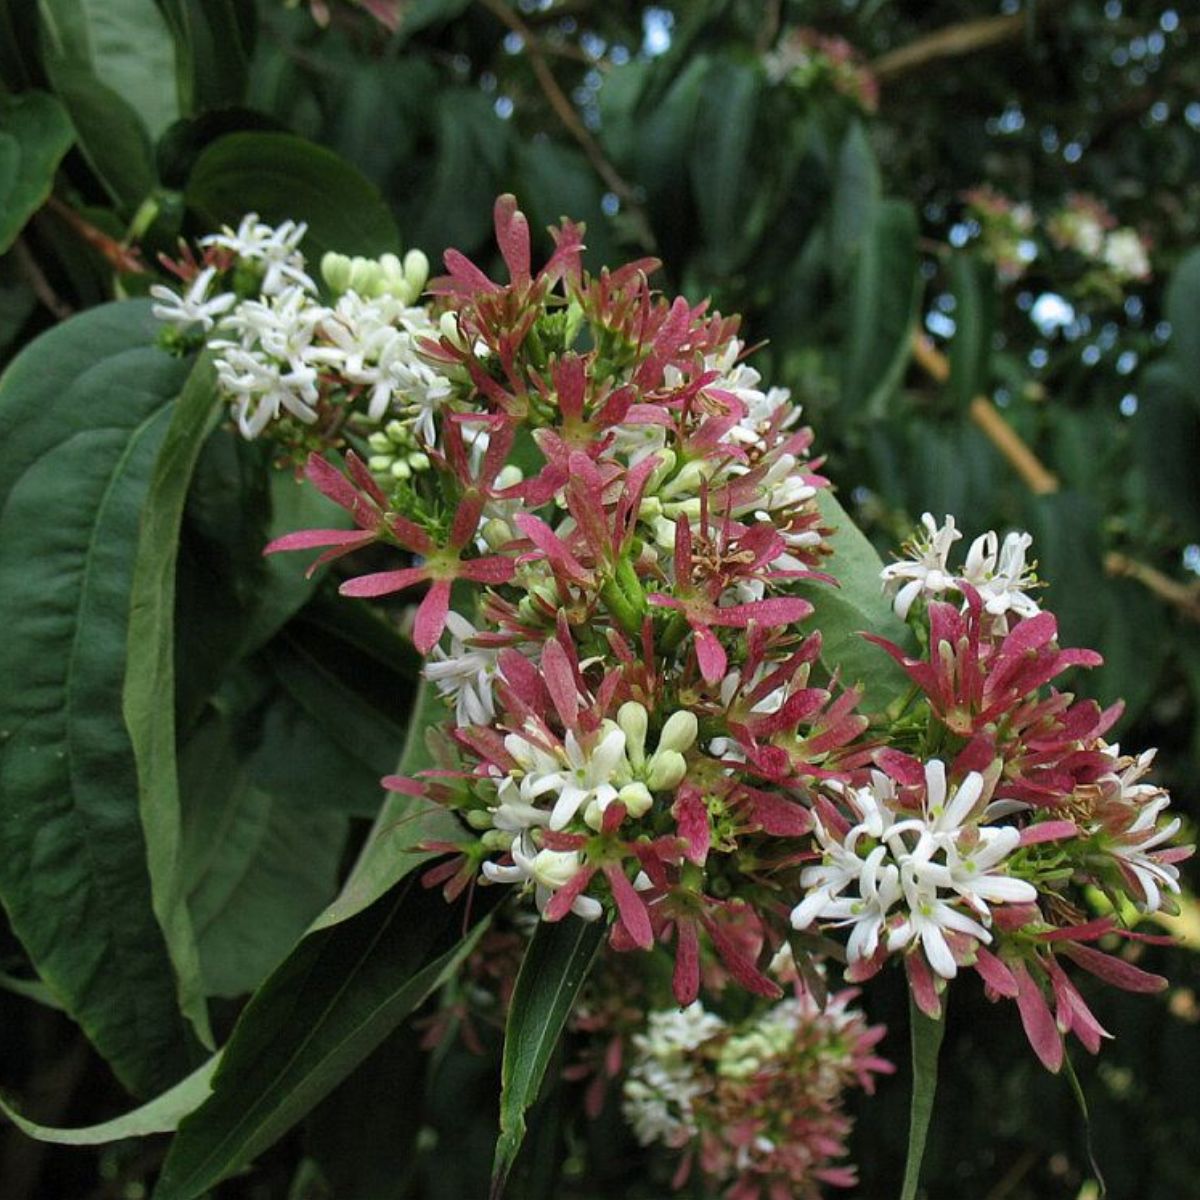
[901,992,946,1200]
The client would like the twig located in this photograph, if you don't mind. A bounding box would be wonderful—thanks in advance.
[1104,552,1200,624]
[475,0,655,250]
[969,396,1059,495]
[45,196,146,274]
[911,333,1059,494]
[11,236,74,321]
[870,2,1065,84]
[983,1148,1038,1200]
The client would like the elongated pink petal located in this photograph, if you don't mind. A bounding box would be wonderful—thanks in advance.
[748,791,811,836]
[702,916,781,998]
[339,565,429,599]
[494,194,531,283]
[1061,943,1167,993]
[459,555,516,583]
[673,919,701,1006]
[513,512,591,583]
[1012,960,1063,1072]
[412,580,452,654]
[1020,820,1078,846]
[605,864,653,950]
[541,637,580,729]
[304,452,364,513]
[263,528,374,556]
[905,952,942,1019]
[973,946,1019,998]
[692,622,727,684]
[673,787,710,865]
[711,596,815,629]
[542,866,596,922]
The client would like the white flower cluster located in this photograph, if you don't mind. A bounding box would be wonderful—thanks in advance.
[790,761,1036,980]
[881,512,1041,622]
[152,215,451,442]
[623,1002,726,1148]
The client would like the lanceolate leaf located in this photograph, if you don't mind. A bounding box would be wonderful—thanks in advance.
[153,878,500,1200]
[795,488,913,715]
[0,1055,220,1146]
[124,353,223,1049]
[901,993,947,1200]
[0,91,75,253]
[491,916,607,1199]
[0,301,202,1096]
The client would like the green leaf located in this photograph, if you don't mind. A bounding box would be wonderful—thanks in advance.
[180,709,347,998]
[0,91,75,253]
[158,0,253,113]
[795,488,913,714]
[829,120,881,279]
[38,0,178,209]
[689,58,760,266]
[0,1055,220,1146]
[1164,246,1200,401]
[900,993,946,1200]
[124,353,223,1049]
[491,917,606,1199]
[186,132,399,261]
[0,300,202,1096]
[153,878,499,1200]
[308,678,460,933]
[946,252,995,410]
[840,199,920,418]
[1133,362,1200,539]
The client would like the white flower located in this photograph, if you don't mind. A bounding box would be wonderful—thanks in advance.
[790,760,1033,980]
[202,213,315,295]
[481,832,601,920]
[423,613,499,727]
[1103,228,1150,282]
[150,266,235,333]
[881,513,962,619]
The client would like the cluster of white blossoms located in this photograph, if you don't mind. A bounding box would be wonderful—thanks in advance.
[791,762,1037,980]
[880,511,1041,621]
[152,214,449,442]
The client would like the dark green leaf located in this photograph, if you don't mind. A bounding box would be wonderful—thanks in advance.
[689,58,760,266]
[1133,362,1200,539]
[158,0,253,114]
[1164,246,1200,402]
[0,300,202,1095]
[901,993,946,1200]
[185,132,399,261]
[795,488,913,714]
[491,917,606,1199]
[829,120,881,278]
[153,878,499,1200]
[308,678,461,933]
[840,199,919,418]
[0,1056,219,1145]
[946,252,995,410]
[180,710,347,998]
[124,353,223,1049]
[38,0,178,209]
[0,91,75,253]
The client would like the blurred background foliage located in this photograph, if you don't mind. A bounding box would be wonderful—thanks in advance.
[1,1,1198,1197]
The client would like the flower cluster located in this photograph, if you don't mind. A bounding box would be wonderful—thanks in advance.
[623,991,890,1199]
[960,186,1152,294]
[764,28,879,113]
[152,214,443,452]
[183,194,1189,1127]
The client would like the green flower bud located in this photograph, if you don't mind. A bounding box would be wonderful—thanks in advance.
[618,702,649,768]
[321,251,353,294]
[368,431,392,453]
[465,808,493,830]
[481,518,514,551]
[646,749,687,792]
[481,829,514,851]
[657,710,698,756]
[404,248,430,295]
[618,782,654,819]
[368,455,393,474]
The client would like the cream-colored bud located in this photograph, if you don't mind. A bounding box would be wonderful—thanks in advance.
[638,495,663,521]
[495,464,524,489]
[657,711,698,756]
[348,257,378,294]
[367,431,392,453]
[404,248,430,293]
[481,518,513,551]
[368,455,393,474]
[530,849,582,889]
[390,459,412,480]
[465,808,493,830]
[320,251,352,294]
[645,450,677,494]
[617,702,649,768]
[439,310,463,346]
[646,749,687,792]
[480,829,513,851]
[618,782,654,819]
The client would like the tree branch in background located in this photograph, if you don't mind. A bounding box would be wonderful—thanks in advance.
[1105,553,1200,625]
[871,2,1066,85]
[911,332,1060,495]
[475,0,656,251]
[12,237,74,321]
